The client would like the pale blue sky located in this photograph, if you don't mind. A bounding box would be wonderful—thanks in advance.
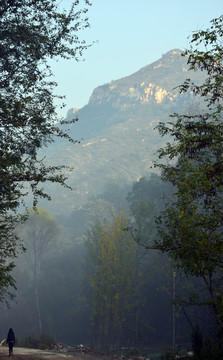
[51,0,222,117]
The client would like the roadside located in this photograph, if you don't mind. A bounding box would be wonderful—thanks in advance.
[0,346,117,360]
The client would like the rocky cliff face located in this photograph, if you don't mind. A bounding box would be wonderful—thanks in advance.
[39,49,205,215]
[87,49,202,109]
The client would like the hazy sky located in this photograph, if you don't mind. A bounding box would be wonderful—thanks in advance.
[51,0,222,117]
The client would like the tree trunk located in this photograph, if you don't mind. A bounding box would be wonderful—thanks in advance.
[34,275,42,335]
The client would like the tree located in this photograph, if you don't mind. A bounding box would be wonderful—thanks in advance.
[0,0,90,297]
[127,174,174,246]
[155,15,223,343]
[18,207,61,335]
[85,211,138,350]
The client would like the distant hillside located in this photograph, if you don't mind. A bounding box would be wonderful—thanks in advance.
[38,49,205,216]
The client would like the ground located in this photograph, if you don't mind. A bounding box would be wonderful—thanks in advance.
[0,347,115,360]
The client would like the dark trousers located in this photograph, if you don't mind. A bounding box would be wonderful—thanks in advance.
[8,342,13,355]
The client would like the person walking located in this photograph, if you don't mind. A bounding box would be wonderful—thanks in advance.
[7,328,15,356]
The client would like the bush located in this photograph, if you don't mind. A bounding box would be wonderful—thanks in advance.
[199,342,223,360]
[161,351,177,360]
[18,333,55,350]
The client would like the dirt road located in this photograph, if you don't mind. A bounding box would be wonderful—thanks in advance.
[0,347,115,360]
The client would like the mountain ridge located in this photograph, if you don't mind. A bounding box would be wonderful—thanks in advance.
[87,49,199,107]
[38,49,205,216]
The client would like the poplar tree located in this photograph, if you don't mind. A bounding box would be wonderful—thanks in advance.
[85,212,138,350]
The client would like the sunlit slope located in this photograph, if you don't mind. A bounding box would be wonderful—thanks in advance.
[39,49,204,215]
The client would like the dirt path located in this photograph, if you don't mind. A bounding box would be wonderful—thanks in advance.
[0,347,116,360]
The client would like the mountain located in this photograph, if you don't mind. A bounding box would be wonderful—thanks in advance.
[63,49,202,140]
[39,49,204,216]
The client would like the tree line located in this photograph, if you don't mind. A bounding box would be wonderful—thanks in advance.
[0,174,215,354]
[0,2,222,358]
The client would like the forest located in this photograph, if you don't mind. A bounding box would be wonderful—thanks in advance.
[0,2,223,360]
[0,174,217,354]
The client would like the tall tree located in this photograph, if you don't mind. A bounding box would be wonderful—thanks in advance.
[155,15,223,343]
[18,207,61,335]
[0,0,90,297]
[127,174,173,246]
[85,212,138,350]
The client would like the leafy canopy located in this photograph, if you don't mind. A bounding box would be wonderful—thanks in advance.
[85,212,138,350]
[0,0,90,298]
[155,15,223,336]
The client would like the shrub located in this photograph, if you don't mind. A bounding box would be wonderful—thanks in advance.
[18,334,55,350]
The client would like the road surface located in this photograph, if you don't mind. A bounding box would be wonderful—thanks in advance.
[0,347,115,360]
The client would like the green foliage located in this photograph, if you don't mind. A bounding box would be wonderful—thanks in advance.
[155,15,223,339]
[161,351,177,360]
[127,173,173,247]
[0,187,209,348]
[85,211,138,350]
[0,0,90,210]
[0,0,90,298]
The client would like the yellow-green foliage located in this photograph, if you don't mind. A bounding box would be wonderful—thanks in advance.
[85,211,138,349]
